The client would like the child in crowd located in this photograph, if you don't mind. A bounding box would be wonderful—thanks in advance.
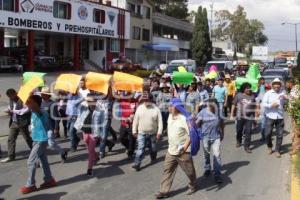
[20,95,56,194]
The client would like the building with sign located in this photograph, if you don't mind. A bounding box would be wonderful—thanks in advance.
[0,0,130,71]
[109,0,193,68]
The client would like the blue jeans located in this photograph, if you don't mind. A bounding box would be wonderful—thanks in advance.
[67,117,80,150]
[48,131,64,155]
[134,134,157,166]
[265,117,284,152]
[26,142,53,187]
[203,137,221,176]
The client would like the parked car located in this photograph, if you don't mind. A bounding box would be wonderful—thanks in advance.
[169,59,196,72]
[262,68,289,82]
[0,56,23,72]
[34,56,59,71]
[111,58,139,72]
[263,75,285,85]
[204,61,234,75]
[164,64,182,77]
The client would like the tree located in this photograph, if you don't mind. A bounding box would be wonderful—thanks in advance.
[297,52,300,69]
[214,5,268,55]
[152,0,189,20]
[191,6,212,66]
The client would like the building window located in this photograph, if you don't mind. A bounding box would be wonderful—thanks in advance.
[0,0,16,12]
[142,29,150,41]
[110,39,120,52]
[53,1,71,19]
[93,9,105,24]
[143,6,151,19]
[136,5,142,16]
[132,26,141,40]
[93,39,104,51]
[127,3,135,13]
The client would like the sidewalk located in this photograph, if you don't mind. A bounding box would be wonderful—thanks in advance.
[291,154,300,200]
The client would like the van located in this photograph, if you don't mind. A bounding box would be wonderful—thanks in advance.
[204,61,234,75]
[169,59,196,72]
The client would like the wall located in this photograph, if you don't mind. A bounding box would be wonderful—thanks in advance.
[88,37,106,67]
[126,0,153,50]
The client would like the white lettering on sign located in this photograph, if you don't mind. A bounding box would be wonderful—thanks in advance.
[0,0,131,39]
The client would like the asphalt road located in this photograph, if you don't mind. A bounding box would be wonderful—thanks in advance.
[0,72,292,200]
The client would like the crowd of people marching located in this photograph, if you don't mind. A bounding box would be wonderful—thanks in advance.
[0,63,299,199]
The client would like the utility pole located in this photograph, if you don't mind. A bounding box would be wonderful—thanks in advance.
[209,2,214,40]
[282,22,300,53]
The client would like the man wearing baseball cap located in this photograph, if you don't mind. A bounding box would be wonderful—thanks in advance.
[262,78,288,158]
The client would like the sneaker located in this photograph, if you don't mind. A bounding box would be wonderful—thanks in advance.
[186,188,196,195]
[61,151,68,163]
[87,169,93,176]
[40,178,57,189]
[275,152,281,158]
[245,148,252,154]
[203,170,211,177]
[108,143,115,152]
[100,153,105,159]
[132,164,141,171]
[236,143,241,148]
[268,148,273,155]
[215,176,223,184]
[155,192,169,199]
[0,157,14,163]
[20,185,37,194]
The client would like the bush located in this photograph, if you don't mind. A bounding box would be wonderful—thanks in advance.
[289,98,300,127]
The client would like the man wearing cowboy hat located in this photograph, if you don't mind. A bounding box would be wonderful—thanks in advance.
[132,93,163,171]
[262,78,288,158]
[40,87,68,163]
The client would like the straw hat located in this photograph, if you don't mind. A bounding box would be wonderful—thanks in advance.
[40,86,53,96]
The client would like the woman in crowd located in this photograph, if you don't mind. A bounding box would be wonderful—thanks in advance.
[185,82,200,116]
[197,99,223,184]
[156,83,173,134]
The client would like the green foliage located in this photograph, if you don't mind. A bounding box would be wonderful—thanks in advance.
[191,6,212,66]
[288,97,300,127]
[297,52,300,69]
[152,0,189,20]
[214,5,268,54]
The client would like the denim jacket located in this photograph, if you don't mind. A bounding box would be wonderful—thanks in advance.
[74,106,108,138]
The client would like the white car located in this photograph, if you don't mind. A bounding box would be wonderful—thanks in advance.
[0,56,23,72]
[169,59,196,72]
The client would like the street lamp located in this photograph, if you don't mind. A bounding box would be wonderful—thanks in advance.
[281,22,300,53]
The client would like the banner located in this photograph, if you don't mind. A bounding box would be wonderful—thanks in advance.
[235,77,259,92]
[113,72,143,92]
[172,72,194,85]
[18,76,44,103]
[23,72,46,87]
[86,72,112,95]
[54,74,82,94]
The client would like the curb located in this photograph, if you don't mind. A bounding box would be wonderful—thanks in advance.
[291,155,300,200]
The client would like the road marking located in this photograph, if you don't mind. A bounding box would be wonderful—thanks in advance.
[291,155,300,200]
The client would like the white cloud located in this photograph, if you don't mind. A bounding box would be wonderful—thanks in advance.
[188,0,300,51]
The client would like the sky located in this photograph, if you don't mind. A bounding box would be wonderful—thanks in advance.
[188,0,300,52]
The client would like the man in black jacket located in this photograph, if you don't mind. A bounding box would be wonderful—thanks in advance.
[1,89,32,163]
